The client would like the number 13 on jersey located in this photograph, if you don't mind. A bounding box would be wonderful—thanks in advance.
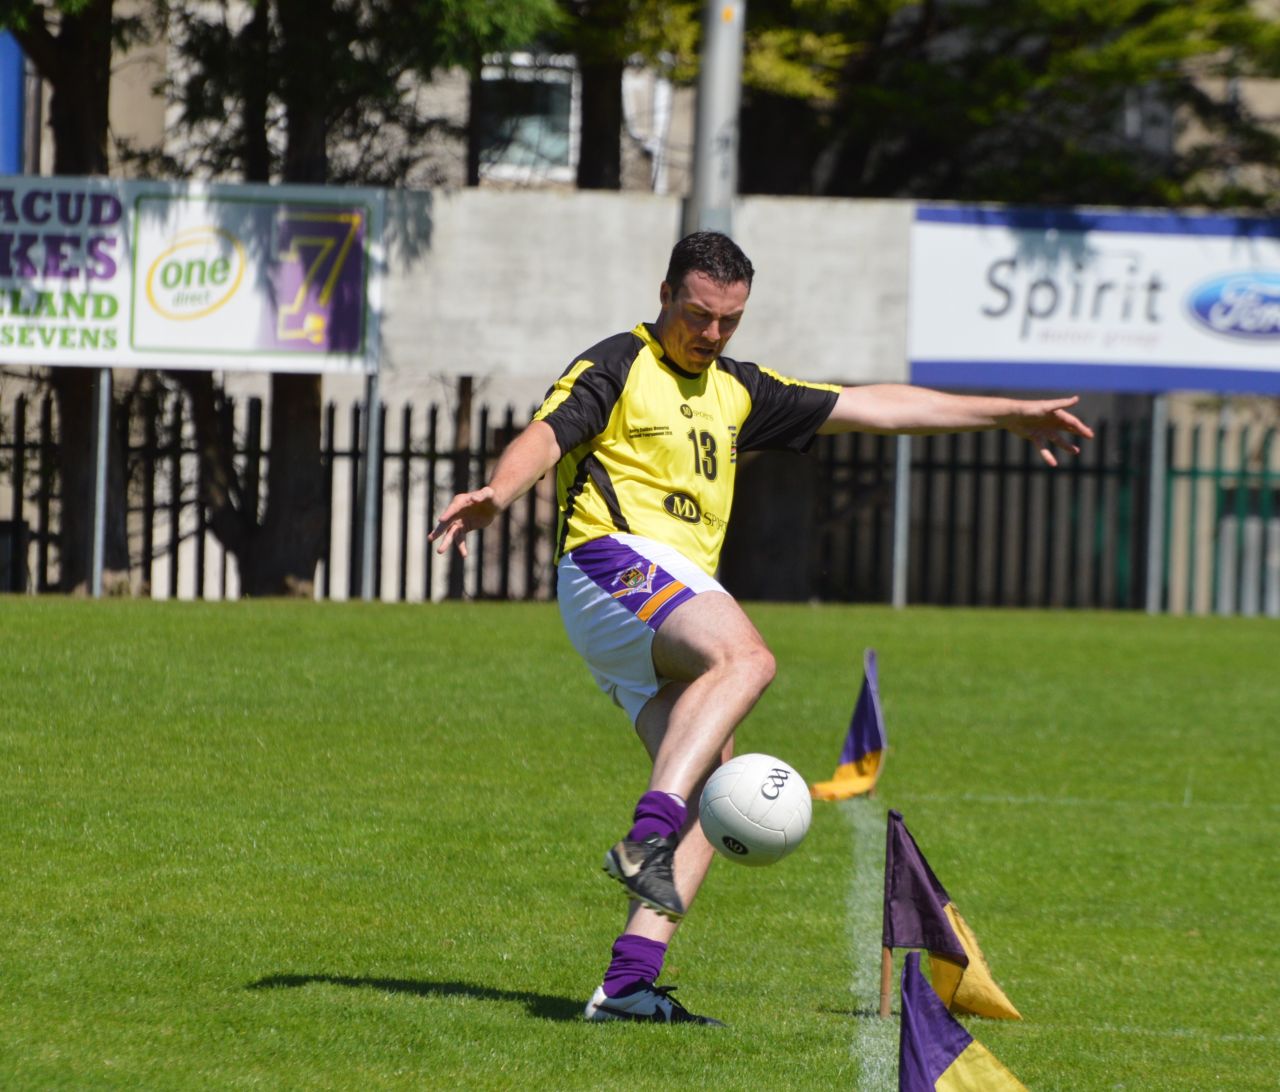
[688,429,718,480]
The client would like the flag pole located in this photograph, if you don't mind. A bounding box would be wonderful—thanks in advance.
[880,807,894,1017]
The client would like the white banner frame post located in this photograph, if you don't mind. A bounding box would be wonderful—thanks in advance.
[891,434,911,608]
[90,366,111,598]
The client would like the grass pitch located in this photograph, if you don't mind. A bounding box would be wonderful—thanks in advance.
[0,598,1276,1089]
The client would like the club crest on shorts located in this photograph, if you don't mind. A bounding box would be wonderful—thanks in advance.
[612,562,657,597]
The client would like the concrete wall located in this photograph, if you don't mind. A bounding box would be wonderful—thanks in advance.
[733,197,912,385]
[346,188,914,417]
[108,1,168,172]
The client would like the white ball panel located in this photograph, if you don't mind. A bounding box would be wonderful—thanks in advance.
[698,753,812,866]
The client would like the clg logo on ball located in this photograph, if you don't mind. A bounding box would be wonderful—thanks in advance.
[761,768,791,800]
[1187,272,1280,340]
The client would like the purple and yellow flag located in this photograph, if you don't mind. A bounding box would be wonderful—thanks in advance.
[899,952,1027,1092]
[811,648,886,800]
[883,810,1021,1020]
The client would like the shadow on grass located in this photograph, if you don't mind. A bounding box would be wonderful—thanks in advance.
[819,1005,894,1019]
[247,973,582,1022]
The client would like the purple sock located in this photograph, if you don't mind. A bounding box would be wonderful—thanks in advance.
[603,934,668,997]
[627,790,687,843]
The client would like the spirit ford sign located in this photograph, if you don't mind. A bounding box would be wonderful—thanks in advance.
[909,205,1280,394]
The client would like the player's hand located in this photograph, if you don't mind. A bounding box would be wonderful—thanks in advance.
[999,397,1094,467]
[428,486,500,557]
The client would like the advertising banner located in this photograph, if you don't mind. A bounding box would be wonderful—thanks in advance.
[0,176,384,374]
[909,205,1280,394]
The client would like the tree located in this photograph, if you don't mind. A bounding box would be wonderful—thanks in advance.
[738,0,1280,209]
[552,1,699,189]
[144,0,561,595]
[549,1,699,189]
[1,0,145,592]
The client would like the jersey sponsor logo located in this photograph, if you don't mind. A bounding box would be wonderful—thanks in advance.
[680,402,713,421]
[663,492,702,523]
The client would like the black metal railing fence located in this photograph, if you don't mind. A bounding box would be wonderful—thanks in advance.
[1,390,1275,614]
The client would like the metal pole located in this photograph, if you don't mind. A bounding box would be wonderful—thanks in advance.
[684,0,745,237]
[91,367,111,599]
[1144,394,1169,615]
[891,434,911,608]
[360,368,382,601]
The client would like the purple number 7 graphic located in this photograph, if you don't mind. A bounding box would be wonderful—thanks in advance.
[269,208,365,352]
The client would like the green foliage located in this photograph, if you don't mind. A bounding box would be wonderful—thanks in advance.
[739,0,1280,208]
[0,0,89,31]
[147,0,563,185]
[744,27,854,102]
[0,599,1277,1088]
[553,1,701,77]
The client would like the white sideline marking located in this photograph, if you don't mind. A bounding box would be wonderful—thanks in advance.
[846,799,897,1092]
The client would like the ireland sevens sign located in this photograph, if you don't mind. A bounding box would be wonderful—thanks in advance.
[1,178,384,372]
[0,177,386,593]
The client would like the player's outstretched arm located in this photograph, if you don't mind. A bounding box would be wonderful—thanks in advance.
[818,384,1093,467]
[994,398,1094,467]
[429,419,561,557]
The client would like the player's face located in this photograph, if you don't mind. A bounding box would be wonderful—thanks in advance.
[656,271,750,373]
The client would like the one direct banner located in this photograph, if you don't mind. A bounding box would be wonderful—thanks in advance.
[909,204,1280,394]
[0,176,384,374]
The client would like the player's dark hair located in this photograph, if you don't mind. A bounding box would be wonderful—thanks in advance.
[664,231,754,296]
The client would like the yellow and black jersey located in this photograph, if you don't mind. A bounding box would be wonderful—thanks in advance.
[534,322,840,575]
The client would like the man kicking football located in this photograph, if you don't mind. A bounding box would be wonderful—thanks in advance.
[430,230,1091,1024]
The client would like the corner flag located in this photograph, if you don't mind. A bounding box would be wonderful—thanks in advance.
[811,648,886,800]
[883,810,1021,1020]
[899,952,1027,1092]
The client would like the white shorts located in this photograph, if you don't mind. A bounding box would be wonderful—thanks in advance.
[557,533,727,724]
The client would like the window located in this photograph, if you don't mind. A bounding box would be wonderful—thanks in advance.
[474,53,580,184]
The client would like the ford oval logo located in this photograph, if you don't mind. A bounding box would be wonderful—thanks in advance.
[1188,272,1280,339]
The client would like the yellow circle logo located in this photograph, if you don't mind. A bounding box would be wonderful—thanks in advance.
[146,227,246,321]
